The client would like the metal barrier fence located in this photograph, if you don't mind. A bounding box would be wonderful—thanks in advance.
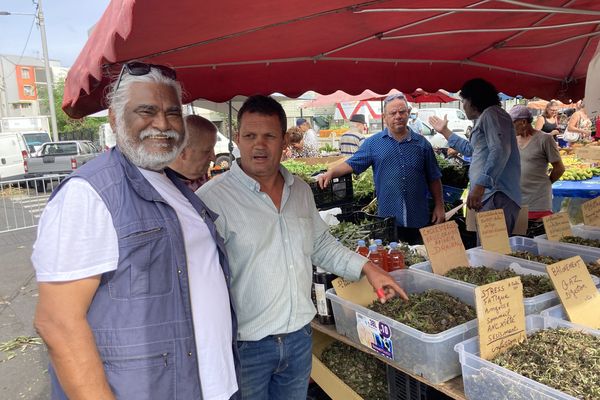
[0,175,68,233]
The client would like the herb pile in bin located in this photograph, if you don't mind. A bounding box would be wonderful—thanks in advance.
[281,160,327,183]
[511,251,600,277]
[491,329,600,400]
[444,266,554,298]
[368,290,476,334]
[320,341,387,400]
[559,235,600,248]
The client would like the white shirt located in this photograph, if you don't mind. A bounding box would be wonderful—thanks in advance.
[304,128,319,149]
[32,171,237,400]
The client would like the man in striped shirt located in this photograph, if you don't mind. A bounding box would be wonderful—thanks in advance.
[339,113,367,155]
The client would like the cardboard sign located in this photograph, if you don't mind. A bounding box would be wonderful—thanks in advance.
[475,277,527,360]
[575,146,600,161]
[546,256,600,329]
[582,196,600,227]
[332,276,377,307]
[476,209,511,254]
[419,221,469,275]
[542,212,573,241]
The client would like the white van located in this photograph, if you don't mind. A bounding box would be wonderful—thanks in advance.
[415,108,473,136]
[0,132,28,181]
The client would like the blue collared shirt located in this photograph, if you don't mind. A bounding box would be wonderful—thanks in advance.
[447,105,521,205]
[346,128,442,228]
[196,161,366,341]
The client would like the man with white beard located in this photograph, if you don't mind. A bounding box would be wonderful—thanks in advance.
[31,62,240,400]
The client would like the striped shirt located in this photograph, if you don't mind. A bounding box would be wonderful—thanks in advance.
[196,161,366,341]
[339,129,365,155]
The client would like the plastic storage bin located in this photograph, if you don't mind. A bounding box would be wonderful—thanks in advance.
[326,269,478,384]
[309,172,353,209]
[336,211,397,243]
[408,249,581,314]
[468,236,600,288]
[455,315,600,400]
[571,223,600,240]
[540,288,600,332]
[534,233,600,262]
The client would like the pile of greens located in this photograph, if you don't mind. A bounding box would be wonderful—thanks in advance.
[444,266,554,298]
[281,160,327,182]
[353,167,375,202]
[368,290,476,334]
[436,154,469,188]
[511,251,600,277]
[560,235,600,248]
[320,341,387,400]
[492,329,600,400]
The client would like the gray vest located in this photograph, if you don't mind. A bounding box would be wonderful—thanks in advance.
[47,148,239,399]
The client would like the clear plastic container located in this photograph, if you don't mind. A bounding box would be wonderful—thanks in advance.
[455,315,600,400]
[468,236,600,288]
[325,269,478,384]
[571,223,600,240]
[408,250,580,314]
[540,288,600,334]
[534,233,600,263]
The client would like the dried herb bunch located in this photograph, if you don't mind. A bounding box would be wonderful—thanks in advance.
[368,290,476,334]
[560,235,600,248]
[444,266,554,298]
[320,341,387,400]
[511,251,600,277]
[492,328,600,400]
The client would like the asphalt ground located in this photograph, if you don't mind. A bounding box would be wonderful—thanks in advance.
[0,227,50,399]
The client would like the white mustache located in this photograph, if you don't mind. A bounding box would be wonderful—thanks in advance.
[139,129,180,140]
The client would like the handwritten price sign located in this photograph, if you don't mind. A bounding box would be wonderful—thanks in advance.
[542,212,572,242]
[476,209,511,254]
[546,256,600,329]
[420,221,469,275]
[582,196,600,227]
[475,277,527,360]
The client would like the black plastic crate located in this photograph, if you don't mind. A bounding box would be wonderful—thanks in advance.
[336,211,397,244]
[387,366,429,400]
[309,173,353,209]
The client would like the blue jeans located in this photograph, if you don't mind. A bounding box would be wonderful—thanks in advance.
[237,324,312,400]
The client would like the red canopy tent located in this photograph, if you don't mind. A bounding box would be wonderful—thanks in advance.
[301,89,456,108]
[63,0,600,118]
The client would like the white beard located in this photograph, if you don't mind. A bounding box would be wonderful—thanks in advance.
[116,117,187,171]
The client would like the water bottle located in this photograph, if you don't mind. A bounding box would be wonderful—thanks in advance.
[355,239,369,256]
[374,239,389,271]
[368,244,385,270]
[387,242,405,272]
[313,267,335,325]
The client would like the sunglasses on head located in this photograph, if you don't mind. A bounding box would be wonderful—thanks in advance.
[113,62,177,94]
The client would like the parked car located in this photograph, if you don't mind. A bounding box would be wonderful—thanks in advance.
[419,119,468,148]
[0,132,28,181]
[24,140,100,191]
[214,131,237,169]
[416,108,473,136]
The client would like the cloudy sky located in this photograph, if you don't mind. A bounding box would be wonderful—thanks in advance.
[0,0,110,67]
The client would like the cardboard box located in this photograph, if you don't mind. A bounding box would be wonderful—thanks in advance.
[311,330,363,400]
[575,145,600,161]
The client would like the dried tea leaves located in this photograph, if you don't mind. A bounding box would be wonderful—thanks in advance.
[320,341,387,400]
[492,328,600,400]
[368,290,476,334]
[511,251,600,277]
[560,235,600,248]
[444,266,554,298]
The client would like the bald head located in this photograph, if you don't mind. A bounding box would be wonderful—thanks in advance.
[169,115,218,180]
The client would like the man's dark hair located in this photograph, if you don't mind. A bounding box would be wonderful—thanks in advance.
[237,95,287,135]
[460,78,501,113]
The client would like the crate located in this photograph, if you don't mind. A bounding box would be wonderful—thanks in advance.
[442,185,465,204]
[336,211,397,243]
[387,367,429,400]
[407,249,598,314]
[310,173,353,209]
[326,270,478,384]
[467,236,600,288]
[455,315,600,400]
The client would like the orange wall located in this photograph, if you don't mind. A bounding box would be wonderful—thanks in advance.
[16,66,37,101]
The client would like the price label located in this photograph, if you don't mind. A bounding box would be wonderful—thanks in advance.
[475,277,527,360]
[542,212,572,241]
[546,256,600,329]
[476,209,511,254]
[419,221,469,275]
[332,276,377,307]
[582,196,600,227]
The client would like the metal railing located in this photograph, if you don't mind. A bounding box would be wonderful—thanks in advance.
[0,175,68,233]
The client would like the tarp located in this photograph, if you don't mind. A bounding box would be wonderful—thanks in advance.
[63,0,600,118]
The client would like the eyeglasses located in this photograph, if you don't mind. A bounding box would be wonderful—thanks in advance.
[383,92,407,107]
[113,62,177,94]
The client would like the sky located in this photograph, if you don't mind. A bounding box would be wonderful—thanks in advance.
[0,0,111,67]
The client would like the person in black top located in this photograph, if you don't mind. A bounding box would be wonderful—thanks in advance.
[534,100,560,136]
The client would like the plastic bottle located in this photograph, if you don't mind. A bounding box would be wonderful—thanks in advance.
[374,239,389,271]
[387,242,405,272]
[368,244,386,270]
[355,239,369,257]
